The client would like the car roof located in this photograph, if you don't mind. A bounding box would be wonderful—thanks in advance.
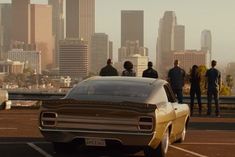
[84,76,168,87]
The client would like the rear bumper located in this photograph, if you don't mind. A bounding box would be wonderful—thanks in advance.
[39,127,154,146]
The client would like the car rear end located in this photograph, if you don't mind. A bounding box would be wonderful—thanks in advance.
[39,99,157,148]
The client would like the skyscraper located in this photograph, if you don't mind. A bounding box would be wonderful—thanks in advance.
[156,11,177,76]
[156,11,185,77]
[90,33,109,74]
[66,0,95,72]
[11,0,31,44]
[31,4,54,69]
[0,4,11,58]
[48,0,65,67]
[66,0,95,40]
[201,29,212,61]
[11,1,54,70]
[174,25,185,51]
[59,39,88,78]
[121,10,144,47]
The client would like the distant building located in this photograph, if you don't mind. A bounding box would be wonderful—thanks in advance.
[90,33,110,75]
[48,0,65,67]
[156,11,177,77]
[11,0,54,70]
[125,54,148,77]
[109,41,113,60]
[7,49,42,74]
[174,25,185,51]
[66,0,95,72]
[0,60,24,74]
[0,4,11,58]
[121,10,144,47]
[201,29,212,61]
[118,40,148,62]
[59,39,88,78]
[66,0,95,40]
[173,50,210,72]
[11,0,31,44]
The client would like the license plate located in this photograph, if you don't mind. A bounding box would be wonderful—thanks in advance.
[85,138,106,146]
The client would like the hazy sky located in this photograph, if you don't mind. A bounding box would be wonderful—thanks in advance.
[1,0,235,66]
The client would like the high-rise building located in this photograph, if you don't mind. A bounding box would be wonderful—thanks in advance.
[173,50,210,72]
[31,4,54,70]
[90,33,109,75]
[7,49,42,74]
[59,39,88,78]
[118,40,148,62]
[201,29,212,61]
[174,25,185,51]
[11,0,31,44]
[0,4,11,58]
[66,0,95,40]
[66,0,95,72]
[11,0,54,70]
[156,11,185,77]
[121,10,144,47]
[48,0,65,67]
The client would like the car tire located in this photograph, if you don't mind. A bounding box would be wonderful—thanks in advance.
[177,125,186,143]
[53,142,75,154]
[144,128,169,157]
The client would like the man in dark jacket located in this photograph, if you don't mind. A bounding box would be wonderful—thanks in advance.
[142,61,158,79]
[99,59,118,76]
[205,60,221,117]
[168,60,186,103]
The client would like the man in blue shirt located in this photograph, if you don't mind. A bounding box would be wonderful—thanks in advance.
[168,60,186,103]
[205,60,221,117]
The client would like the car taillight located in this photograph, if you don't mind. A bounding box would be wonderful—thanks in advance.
[138,116,154,131]
[41,112,57,127]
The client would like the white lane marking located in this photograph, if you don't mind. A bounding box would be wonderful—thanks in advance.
[170,145,208,157]
[0,127,18,130]
[27,143,53,157]
[182,142,235,145]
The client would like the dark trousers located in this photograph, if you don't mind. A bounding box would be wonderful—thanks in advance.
[172,88,183,104]
[207,89,220,115]
[190,87,202,114]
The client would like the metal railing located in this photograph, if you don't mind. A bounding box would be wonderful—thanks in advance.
[8,91,235,105]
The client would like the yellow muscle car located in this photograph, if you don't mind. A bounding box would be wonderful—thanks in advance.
[39,76,190,157]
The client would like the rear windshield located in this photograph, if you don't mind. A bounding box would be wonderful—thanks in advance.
[66,80,153,101]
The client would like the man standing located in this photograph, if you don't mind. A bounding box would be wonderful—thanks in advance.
[142,61,158,79]
[168,60,186,103]
[205,60,221,117]
[99,59,118,76]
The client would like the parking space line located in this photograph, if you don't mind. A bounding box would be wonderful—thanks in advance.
[170,145,208,157]
[27,142,53,157]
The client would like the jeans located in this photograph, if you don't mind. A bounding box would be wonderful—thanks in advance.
[172,88,183,104]
[207,89,220,115]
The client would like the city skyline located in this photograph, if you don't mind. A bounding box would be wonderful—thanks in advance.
[1,0,235,66]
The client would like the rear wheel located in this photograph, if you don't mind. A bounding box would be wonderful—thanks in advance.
[144,128,169,157]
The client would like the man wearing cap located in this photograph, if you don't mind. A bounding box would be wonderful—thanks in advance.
[99,59,118,76]
[142,61,158,79]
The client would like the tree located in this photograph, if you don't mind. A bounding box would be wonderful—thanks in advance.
[226,74,233,89]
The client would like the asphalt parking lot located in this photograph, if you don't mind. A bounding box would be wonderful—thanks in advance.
[0,109,235,157]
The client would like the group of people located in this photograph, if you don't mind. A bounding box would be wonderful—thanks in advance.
[99,58,221,117]
[99,59,158,78]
